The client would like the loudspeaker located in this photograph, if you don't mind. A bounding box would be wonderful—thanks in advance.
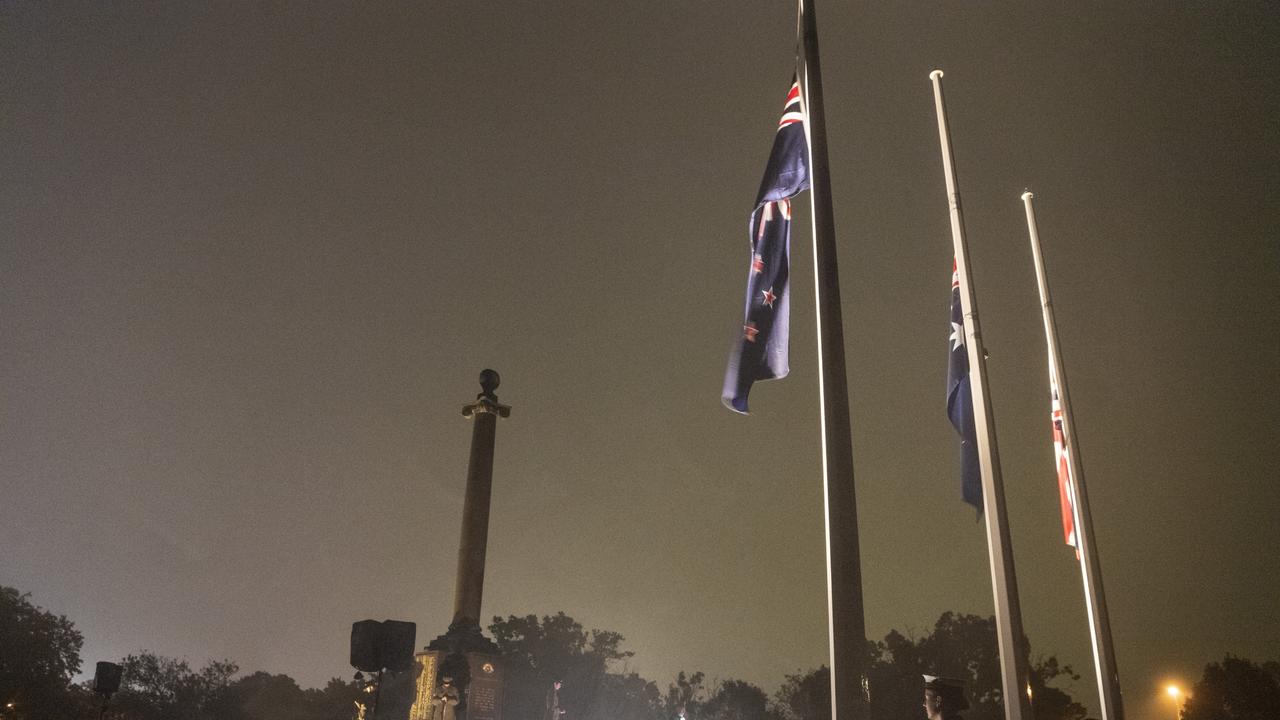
[351,619,384,672]
[94,661,123,696]
[351,619,418,673]
[380,620,417,673]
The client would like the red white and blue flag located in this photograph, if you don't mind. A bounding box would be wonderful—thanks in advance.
[947,259,982,511]
[723,76,810,413]
[1051,373,1079,549]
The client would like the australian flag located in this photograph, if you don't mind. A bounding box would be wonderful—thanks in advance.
[947,259,983,511]
[722,76,809,413]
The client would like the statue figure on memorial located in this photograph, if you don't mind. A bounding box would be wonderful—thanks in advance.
[922,675,969,720]
[545,680,566,720]
[431,676,461,720]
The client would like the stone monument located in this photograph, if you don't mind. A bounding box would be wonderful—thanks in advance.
[409,371,510,720]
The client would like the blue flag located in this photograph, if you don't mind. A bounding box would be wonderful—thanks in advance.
[722,77,810,413]
[947,259,983,510]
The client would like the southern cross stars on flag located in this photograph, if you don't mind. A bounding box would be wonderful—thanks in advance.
[722,76,810,413]
[946,259,983,511]
[1051,373,1080,550]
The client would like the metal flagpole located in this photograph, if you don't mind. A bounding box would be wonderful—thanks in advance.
[928,70,1033,720]
[1022,191,1125,720]
[799,3,869,720]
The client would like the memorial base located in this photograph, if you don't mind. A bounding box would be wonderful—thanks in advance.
[407,646,503,720]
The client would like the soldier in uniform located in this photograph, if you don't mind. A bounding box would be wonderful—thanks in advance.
[431,676,461,720]
[922,675,969,720]
[545,680,566,720]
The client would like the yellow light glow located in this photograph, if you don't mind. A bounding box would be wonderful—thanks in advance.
[1166,685,1182,698]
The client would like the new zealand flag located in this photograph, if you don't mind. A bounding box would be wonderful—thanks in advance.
[947,259,983,511]
[722,77,810,413]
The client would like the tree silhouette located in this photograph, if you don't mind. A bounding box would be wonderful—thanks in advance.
[664,670,707,719]
[0,586,88,720]
[1181,656,1280,720]
[109,652,238,720]
[774,666,828,720]
[662,671,778,720]
[773,613,1087,720]
[702,679,778,720]
[490,612,661,720]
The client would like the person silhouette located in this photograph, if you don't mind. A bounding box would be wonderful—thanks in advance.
[431,676,461,720]
[545,680,566,720]
[922,675,969,720]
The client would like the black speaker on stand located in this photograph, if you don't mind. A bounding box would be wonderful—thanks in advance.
[350,619,417,718]
[93,661,123,719]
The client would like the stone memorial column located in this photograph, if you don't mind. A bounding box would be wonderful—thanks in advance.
[411,371,509,720]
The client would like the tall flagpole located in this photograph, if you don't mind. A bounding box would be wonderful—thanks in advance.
[929,70,1033,720]
[799,3,870,720]
[1022,192,1125,720]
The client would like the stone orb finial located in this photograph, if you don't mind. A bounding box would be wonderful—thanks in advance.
[462,369,509,418]
[479,369,500,397]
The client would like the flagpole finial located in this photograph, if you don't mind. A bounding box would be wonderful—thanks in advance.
[1021,190,1034,201]
[930,69,944,80]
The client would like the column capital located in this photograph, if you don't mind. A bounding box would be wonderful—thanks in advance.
[461,369,511,418]
[462,396,511,419]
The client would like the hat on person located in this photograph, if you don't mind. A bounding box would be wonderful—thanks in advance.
[923,675,970,711]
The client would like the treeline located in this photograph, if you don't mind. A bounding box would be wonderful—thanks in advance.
[488,611,1088,720]
[4,586,1278,720]
[2,586,360,720]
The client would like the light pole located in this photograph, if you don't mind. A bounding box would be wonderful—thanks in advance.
[1166,685,1183,720]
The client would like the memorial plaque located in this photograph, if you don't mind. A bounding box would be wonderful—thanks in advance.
[464,652,503,720]
[409,651,442,720]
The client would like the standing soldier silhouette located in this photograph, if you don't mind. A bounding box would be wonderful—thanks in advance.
[545,680,566,720]
[922,676,970,720]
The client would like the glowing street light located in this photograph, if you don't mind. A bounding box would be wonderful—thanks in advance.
[1166,684,1184,720]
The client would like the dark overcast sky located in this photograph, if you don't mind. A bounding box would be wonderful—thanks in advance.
[3,2,1278,719]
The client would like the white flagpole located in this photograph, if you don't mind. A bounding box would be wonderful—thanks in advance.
[1022,191,1125,720]
[929,70,1033,720]
[800,3,870,720]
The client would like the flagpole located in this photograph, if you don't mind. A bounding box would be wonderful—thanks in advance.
[1022,192,1125,720]
[929,70,1033,720]
[799,3,869,720]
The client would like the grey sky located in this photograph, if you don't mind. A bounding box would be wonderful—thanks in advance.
[3,3,1278,720]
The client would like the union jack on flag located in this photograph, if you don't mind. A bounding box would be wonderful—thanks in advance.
[1051,372,1079,550]
[722,76,810,413]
